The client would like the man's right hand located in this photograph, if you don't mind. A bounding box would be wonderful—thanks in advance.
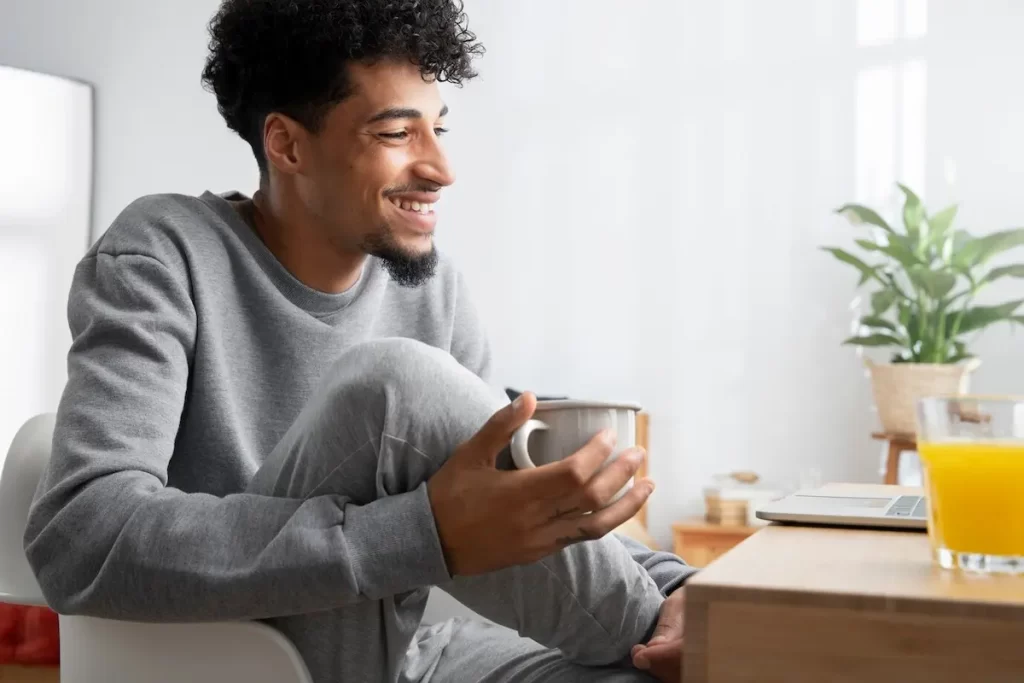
[427,392,654,577]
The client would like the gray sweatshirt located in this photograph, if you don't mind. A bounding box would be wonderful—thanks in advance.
[23,191,691,621]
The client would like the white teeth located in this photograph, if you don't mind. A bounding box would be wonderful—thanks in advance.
[389,197,435,214]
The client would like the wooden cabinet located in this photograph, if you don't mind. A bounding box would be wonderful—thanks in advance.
[672,518,759,568]
[683,515,1024,682]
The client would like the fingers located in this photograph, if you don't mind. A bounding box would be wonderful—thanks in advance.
[548,477,655,546]
[521,428,616,500]
[541,445,646,518]
[632,639,683,681]
[575,446,646,514]
[460,392,537,467]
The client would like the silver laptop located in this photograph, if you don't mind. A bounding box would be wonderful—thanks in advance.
[755,486,928,530]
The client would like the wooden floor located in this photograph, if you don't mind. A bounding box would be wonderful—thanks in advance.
[0,665,59,682]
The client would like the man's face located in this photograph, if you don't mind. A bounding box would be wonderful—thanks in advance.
[293,60,454,285]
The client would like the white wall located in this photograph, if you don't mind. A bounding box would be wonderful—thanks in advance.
[0,0,259,235]
[446,0,1024,544]
[0,66,92,469]
[2,0,1023,548]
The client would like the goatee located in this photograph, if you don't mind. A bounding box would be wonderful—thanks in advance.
[361,225,438,287]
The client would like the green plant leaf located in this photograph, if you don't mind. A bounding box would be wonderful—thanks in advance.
[835,204,894,233]
[897,183,922,208]
[948,230,975,271]
[877,235,923,270]
[842,334,903,347]
[945,340,973,363]
[927,204,959,239]
[928,206,960,264]
[939,233,956,264]
[898,183,926,241]
[949,299,1024,336]
[898,301,912,329]
[979,264,1024,286]
[860,315,897,331]
[952,229,975,250]
[821,247,876,286]
[871,289,898,314]
[855,238,882,252]
[954,228,1024,268]
[907,267,957,299]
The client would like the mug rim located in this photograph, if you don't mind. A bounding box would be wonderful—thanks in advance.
[531,399,643,412]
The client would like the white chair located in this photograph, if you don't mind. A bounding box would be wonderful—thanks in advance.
[0,414,314,683]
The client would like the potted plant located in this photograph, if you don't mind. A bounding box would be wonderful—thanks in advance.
[823,183,1024,434]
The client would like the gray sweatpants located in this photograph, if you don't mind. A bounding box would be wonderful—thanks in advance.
[248,339,664,683]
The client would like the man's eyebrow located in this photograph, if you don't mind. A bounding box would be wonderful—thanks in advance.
[366,104,449,124]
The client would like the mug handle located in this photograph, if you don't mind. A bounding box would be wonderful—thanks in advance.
[510,419,550,469]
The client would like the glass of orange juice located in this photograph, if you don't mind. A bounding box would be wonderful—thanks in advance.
[917,396,1024,574]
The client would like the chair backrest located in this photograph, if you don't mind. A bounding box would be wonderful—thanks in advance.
[1,414,315,683]
[0,413,55,605]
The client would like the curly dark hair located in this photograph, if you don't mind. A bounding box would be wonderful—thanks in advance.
[201,0,484,174]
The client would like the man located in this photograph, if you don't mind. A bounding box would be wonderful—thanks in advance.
[24,1,694,681]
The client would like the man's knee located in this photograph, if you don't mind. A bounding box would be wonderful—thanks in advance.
[320,337,506,458]
[252,338,503,499]
[325,337,496,408]
[330,338,462,393]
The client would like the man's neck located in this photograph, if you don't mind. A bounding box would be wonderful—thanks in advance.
[246,188,366,294]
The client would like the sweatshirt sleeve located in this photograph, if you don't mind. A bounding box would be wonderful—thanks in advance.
[23,251,450,622]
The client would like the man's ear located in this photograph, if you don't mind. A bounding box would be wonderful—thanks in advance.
[263,113,308,177]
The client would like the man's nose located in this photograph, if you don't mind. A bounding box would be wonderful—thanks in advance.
[413,136,455,187]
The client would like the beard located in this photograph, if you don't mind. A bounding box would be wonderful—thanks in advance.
[360,223,438,288]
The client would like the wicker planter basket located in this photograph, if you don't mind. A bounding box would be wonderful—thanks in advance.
[865,358,981,435]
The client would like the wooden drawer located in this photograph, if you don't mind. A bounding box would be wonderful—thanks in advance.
[673,519,758,568]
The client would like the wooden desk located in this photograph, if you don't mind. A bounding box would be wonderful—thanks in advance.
[683,488,1024,682]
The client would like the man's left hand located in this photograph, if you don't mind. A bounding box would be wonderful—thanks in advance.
[631,588,685,682]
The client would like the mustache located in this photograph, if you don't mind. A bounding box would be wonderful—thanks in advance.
[383,183,442,197]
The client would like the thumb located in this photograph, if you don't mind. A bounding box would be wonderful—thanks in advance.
[650,590,685,643]
[461,392,537,467]
[651,610,684,643]
[650,618,681,643]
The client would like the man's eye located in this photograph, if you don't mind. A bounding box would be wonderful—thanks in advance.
[434,127,449,136]
[378,131,408,140]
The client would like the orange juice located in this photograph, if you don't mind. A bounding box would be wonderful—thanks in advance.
[918,441,1024,557]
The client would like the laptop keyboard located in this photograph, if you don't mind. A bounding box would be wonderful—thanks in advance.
[885,495,927,519]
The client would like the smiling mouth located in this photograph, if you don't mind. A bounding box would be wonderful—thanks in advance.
[388,196,434,215]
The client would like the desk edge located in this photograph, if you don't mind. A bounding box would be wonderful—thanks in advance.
[686,581,1024,621]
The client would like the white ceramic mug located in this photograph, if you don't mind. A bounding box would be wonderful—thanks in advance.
[510,400,643,505]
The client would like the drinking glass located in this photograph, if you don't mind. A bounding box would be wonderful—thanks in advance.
[917,396,1024,574]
